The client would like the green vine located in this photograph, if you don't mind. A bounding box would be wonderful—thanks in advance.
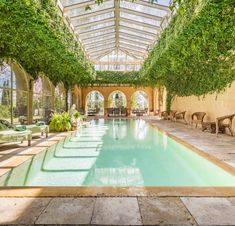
[140,0,235,97]
[93,71,152,86]
[0,0,95,87]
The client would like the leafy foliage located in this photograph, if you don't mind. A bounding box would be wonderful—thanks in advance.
[0,0,95,87]
[49,112,72,132]
[93,71,152,86]
[140,0,235,97]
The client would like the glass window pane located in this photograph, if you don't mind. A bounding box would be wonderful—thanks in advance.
[13,91,28,124]
[119,27,155,40]
[67,1,114,17]
[81,28,115,39]
[120,11,161,27]
[78,20,115,33]
[0,88,11,122]
[73,12,114,26]
[120,1,168,17]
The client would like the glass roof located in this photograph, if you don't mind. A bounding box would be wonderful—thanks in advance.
[60,0,171,71]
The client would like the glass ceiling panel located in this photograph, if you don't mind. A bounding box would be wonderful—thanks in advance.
[86,40,115,49]
[87,44,115,52]
[73,12,114,26]
[120,40,147,49]
[80,28,115,38]
[62,0,88,7]
[119,34,150,45]
[67,1,114,17]
[119,28,155,40]
[120,12,161,27]
[83,34,115,44]
[120,1,168,17]
[78,20,115,33]
[145,0,171,6]
[119,21,157,34]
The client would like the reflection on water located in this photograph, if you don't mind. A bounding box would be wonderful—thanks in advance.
[1,119,235,187]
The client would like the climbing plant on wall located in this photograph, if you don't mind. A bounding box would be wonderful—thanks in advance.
[93,71,152,86]
[140,0,235,98]
[0,0,95,87]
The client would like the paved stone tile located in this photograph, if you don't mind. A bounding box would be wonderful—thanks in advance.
[35,197,95,225]
[138,197,197,225]
[181,197,235,225]
[0,198,51,225]
[91,197,142,225]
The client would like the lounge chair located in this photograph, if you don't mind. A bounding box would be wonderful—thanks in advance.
[24,123,49,138]
[172,111,187,124]
[216,114,235,136]
[191,112,206,128]
[0,121,32,146]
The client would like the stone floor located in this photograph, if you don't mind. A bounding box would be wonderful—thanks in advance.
[1,119,235,225]
[1,197,235,225]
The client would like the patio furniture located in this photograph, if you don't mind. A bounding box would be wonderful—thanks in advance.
[0,130,32,146]
[216,114,235,136]
[202,121,216,133]
[121,108,127,116]
[107,108,114,117]
[26,124,49,138]
[113,108,120,116]
[161,110,177,120]
[191,112,206,128]
[173,111,187,124]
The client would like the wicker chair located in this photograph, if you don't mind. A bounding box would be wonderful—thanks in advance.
[107,108,114,117]
[161,110,177,120]
[191,112,206,128]
[173,111,187,124]
[216,114,235,136]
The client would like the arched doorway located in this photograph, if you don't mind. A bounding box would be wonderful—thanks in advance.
[85,91,104,116]
[0,62,29,124]
[108,91,127,108]
[131,91,149,115]
[33,76,53,122]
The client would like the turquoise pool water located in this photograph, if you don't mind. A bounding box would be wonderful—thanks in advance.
[1,119,235,187]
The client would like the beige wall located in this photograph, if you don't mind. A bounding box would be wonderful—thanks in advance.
[172,81,235,130]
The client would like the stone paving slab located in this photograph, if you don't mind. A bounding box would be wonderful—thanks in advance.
[0,198,51,225]
[138,197,197,226]
[91,197,142,225]
[35,197,95,225]
[181,197,235,225]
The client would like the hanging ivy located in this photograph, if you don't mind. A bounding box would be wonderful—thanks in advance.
[93,71,152,86]
[140,0,235,97]
[0,0,95,87]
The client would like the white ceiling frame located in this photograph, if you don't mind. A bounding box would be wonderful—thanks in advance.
[63,0,98,12]
[93,61,143,65]
[92,49,115,60]
[84,37,115,47]
[120,17,161,30]
[120,25,157,36]
[124,0,170,12]
[74,17,114,30]
[119,44,146,54]
[89,46,115,56]
[119,32,154,43]
[70,7,114,21]
[82,32,115,42]
[79,25,115,36]
[114,0,120,49]
[120,8,163,21]
[119,41,147,51]
[119,37,149,47]
[86,42,115,51]
[120,48,142,60]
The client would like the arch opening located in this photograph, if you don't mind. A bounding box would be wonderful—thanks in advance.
[131,91,149,116]
[85,91,104,116]
[108,91,127,108]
